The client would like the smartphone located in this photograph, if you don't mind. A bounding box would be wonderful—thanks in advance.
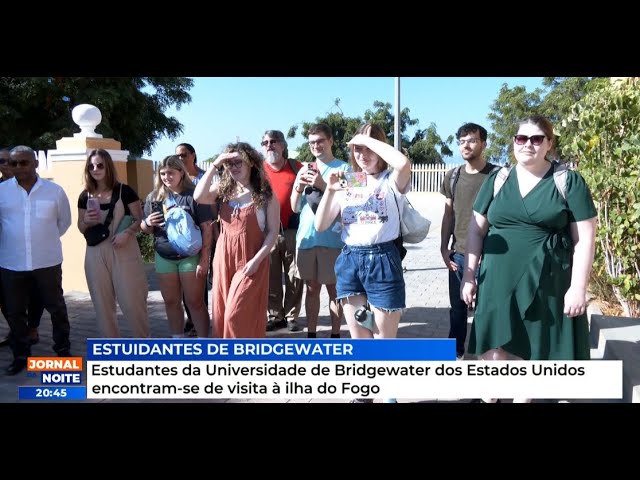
[339,172,367,188]
[87,197,100,212]
[151,201,164,216]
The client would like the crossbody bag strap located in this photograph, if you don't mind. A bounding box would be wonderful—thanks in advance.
[391,183,402,240]
[103,183,121,227]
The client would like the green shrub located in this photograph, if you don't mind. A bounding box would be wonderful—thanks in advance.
[560,78,640,317]
[136,231,155,264]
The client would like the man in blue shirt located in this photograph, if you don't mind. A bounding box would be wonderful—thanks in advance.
[290,124,350,339]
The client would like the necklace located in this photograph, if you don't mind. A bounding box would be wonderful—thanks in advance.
[95,189,112,199]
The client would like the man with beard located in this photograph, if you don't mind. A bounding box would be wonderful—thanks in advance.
[439,123,497,360]
[261,130,303,332]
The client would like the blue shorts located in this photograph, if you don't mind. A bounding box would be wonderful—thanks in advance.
[335,240,405,311]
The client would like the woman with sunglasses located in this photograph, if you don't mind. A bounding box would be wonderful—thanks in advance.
[194,142,279,338]
[462,115,597,403]
[77,148,150,338]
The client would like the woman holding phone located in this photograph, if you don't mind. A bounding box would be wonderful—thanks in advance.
[314,124,411,403]
[141,155,214,338]
[77,149,149,338]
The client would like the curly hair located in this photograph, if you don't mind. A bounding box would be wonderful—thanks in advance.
[217,142,273,208]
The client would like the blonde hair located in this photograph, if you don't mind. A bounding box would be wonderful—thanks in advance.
[152,155,194,201]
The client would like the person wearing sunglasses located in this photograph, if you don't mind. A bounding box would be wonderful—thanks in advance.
[0,147,44,349]
[0,146,73,375]
[77,149,150,339]
[462,115,597,403]
[194,142,279,338]
[261,130,304,333]
[174,143,218,338]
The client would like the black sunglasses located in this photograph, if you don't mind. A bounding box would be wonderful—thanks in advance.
[261,139,279,147]
[8,160,32,167]
[514,135,546,146]
[89,163,105,171]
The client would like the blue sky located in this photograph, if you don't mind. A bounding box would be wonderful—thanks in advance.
[148,77,545,164]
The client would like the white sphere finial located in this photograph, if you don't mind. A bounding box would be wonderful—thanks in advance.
[71,104,103,138]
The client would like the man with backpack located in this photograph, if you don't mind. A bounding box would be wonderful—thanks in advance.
[262,130,304,332]
[439,123,497,360]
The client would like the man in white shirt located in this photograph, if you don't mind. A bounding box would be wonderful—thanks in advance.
[0,146,73,375]
[0,147,45,348]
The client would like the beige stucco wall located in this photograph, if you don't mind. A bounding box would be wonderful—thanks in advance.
[45,138,155,293]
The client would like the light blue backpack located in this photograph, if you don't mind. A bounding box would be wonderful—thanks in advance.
[164,201,202,257]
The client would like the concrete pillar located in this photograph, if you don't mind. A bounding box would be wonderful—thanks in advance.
[46,104,132,293]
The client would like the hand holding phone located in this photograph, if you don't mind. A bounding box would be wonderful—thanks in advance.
[149,201,165,227]
[85,197,100,224]
[151,201,163,215]
[87,197,100,212]
[338,172,367,188]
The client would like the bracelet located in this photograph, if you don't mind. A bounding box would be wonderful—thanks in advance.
[142,218,149,228]
[295,184,304,193]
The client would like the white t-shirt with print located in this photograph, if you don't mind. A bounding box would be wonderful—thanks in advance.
[338,170,403,246]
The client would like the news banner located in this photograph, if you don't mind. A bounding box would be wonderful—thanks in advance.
[19,339,622,401]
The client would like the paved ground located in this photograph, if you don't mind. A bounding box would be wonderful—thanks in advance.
[0,193,557,403]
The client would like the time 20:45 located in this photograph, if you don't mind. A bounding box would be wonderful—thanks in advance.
[35,388,67,398]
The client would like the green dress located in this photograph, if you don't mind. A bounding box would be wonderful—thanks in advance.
[468,164,596,360]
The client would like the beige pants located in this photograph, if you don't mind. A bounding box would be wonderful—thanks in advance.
[268,229,303,322]
[85,235,150,337]
[85,190,149,338]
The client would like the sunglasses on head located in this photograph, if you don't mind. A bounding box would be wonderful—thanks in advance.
[89,163,105,171]
[8,160,32,167]
[514,135,546,146]
[261,139,278,147]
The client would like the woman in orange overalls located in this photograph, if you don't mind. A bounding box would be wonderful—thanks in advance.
[194,142,279,338]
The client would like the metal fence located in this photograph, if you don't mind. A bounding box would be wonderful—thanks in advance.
[154,160,462,193]
[410,163,462,193]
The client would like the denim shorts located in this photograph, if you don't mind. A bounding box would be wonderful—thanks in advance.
[335,240,405,311]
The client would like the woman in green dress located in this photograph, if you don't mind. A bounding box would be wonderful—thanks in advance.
[461,115,597,403]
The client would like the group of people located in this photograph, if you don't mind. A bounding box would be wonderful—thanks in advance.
[0,115,597,400]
